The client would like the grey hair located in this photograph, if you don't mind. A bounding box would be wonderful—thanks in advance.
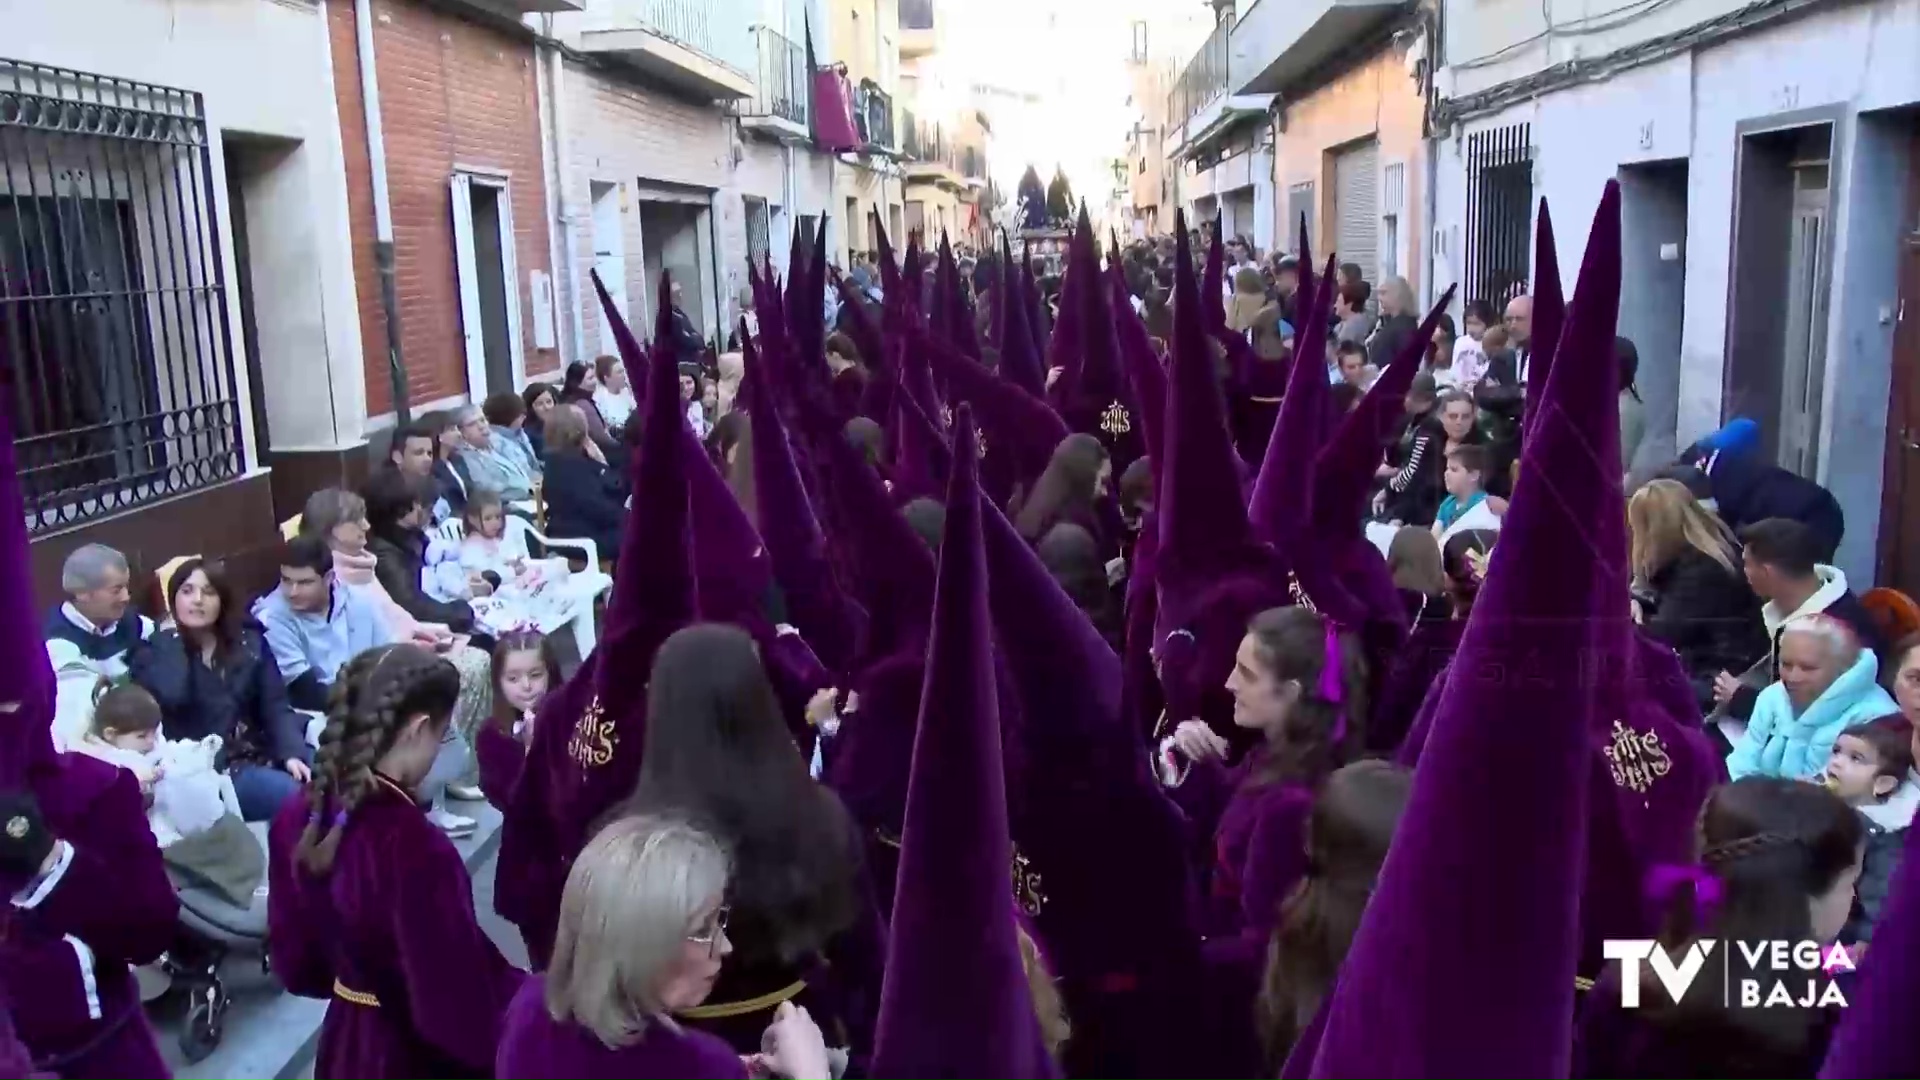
[61,543,129,594]
[546,815,731,1049]
[301,488,368,547]
[452,404,484,426]
[1781,614,1862,669]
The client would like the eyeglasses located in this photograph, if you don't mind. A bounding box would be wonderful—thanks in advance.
[687,905,730,957]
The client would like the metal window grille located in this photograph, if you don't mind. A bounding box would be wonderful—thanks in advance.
[743,195,771,267]
[0,57,242,534]
[1464,123,1533,307]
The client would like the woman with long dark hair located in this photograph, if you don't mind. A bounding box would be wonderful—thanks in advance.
[1012,433,1112,548]
[1576,777,1863,1078]
[130,558,310,821]
[609,624,881,1056]
[1256,760,1413,1069]
[520,382,558,458]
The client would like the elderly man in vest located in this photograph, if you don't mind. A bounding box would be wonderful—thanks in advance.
[43,543,155,750]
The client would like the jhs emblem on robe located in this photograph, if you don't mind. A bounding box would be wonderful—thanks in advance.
[1099,400,1132,437]
[1603,720,1671,794]
[940,404,954,430]
[1011,848,1048,915]
[566,695,616,769]
[1287,573,1318,615]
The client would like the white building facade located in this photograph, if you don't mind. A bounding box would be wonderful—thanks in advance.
[1430,0,1920,589]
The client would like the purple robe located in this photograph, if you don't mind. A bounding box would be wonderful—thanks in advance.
[269,779,521,1077]
[1371,617,1463,756]
[475,723,526,813]
[495,976,747,1079]
[1574,964,1845,1078]
[2,757,174,1079]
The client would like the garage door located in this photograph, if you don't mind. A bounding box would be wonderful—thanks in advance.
[1333,141,1379,280]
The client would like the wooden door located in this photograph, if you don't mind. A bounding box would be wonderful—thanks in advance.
[1876,124,1920,595]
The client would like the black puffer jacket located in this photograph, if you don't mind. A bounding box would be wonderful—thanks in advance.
[128,625,306,769]
[367,529,477,634]
[1637,547,1769,714]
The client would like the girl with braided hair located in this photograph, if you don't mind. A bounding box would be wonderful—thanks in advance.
[1576,776,1865,1078]
[267,644,521,1078]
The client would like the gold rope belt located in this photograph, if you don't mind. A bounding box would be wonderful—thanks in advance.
[333,979,382,1008]
[677,980,806,1020]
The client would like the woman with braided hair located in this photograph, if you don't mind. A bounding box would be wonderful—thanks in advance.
[267,644,521,1078]
[1575,776,1865,1078]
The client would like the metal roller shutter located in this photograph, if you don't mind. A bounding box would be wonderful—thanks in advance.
[1333,141,1379,279]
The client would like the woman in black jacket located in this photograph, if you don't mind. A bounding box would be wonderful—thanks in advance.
[129,558,309,821]
[361,467,484,640]
[540,402,626,566]
[1379,389,1485,527]
[1628,478,1770,714]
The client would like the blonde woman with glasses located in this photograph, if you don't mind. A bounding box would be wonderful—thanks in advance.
[1628,479,1769,714]
[496,815,832,1078]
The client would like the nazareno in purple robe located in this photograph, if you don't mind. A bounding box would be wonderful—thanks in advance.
[3,757,176,1080]
[268,778,522,1078]
[495,975,747,1079]
[474,721,527,813]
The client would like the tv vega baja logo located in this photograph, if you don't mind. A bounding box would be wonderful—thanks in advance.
[1602,940,1854,1008]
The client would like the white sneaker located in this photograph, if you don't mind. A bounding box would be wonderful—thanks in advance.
[427,806,476,838]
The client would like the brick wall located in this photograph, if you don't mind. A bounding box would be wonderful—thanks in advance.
[328,0,554,416]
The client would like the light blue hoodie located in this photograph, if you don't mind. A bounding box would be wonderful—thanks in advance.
[252,581,393,690]
[1728,646,1898,782]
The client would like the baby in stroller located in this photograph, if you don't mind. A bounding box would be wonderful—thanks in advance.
[69,683,271,1063]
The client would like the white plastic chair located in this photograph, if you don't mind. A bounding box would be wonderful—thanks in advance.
[434,516,611,660]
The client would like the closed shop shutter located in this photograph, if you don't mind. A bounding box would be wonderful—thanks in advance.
[1333,141,1379,279]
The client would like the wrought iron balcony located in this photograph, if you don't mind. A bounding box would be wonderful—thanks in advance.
[853,82,896,153]
[738,25,809,138]
[579,0,755,101]
[1168,16,1231,131]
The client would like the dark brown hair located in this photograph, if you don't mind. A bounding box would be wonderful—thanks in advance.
[489,630,563,738]
[1445,442,1492,483]
[295,644,462,875]
[1256,760,1412,1068]
[166,556,243,665]
[1242,606,1366,786]
[1012,433,1108,541]
[91,681,161,739]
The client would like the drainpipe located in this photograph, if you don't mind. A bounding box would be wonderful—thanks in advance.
[353,0,409,422]
[546,37,586,362]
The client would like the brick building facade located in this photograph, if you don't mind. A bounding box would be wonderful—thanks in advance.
[327,0,557,418]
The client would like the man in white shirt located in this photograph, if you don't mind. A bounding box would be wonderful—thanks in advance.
[43,544,154,750]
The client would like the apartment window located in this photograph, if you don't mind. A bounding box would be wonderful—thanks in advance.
[0,57,243,533]
[1131,21,1149,62]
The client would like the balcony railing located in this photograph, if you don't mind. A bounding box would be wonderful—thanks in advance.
[853,82,895,152]
[740,25,807,128]
[1169,16,1231,131]
[597,0,755,75]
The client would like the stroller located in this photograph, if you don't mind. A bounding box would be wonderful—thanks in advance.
[159,821,272,1062]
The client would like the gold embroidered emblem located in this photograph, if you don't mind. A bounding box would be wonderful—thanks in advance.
[975,428,988,458]
[4,816,26,840]
[1099,400,1132,437]
[1287,573,1318,614]
[1603,720,1671,794]
[566,694,616,769]
[940,404,954,429]
[1012,847,1048,915]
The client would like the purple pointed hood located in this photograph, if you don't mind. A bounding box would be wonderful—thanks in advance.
[1249,231,1338,554]
[1202,217,1226,334]
[996,231,1049,398]
[1109,260,1167,472]
[1057,207,1144,475]
[1821,823,1920,1076]
[870,407,1059,1078]
[922,328,1067,484]
[0,357,54,788]
[1306,183,1625,1077]
[873,210,904,299]
[743,329,863,674]
[1524,198,1565,435]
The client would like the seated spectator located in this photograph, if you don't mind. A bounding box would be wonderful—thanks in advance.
[1366,276,1417,369]
[386,417,454,523]
[593,354,637,433]
[1432,444,1499,544]
[362,469,484,641]
[1825,717,1917,942]
[426,408,478,520]
[682,364,713,440]
[560,360,616,447]
[458,401,538,504]
[1628,479,1769,714]
[1727,615,1895,782]
[252,535,393,712]
[1714,517,1882,722]
[129,557,310,821]
[541,403,626,564]
[1334,280,1374,345]
[1334,340,1372,391]
[46,543,156,751]
[1379,389,1482,528]
[521,381,559,459]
